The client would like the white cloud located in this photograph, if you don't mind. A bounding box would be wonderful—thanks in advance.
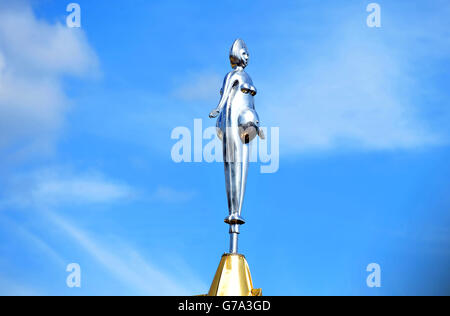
[46,211,205,295]
[0,215,66,267]
[0,166,205,295]
[0,3,98,160]
[173,71,222,101]
[150,186,196,203]
[0,166,199,209]
[31,175,133,206]
[2,167,135,208]
[0,275,42,296]
[258,26,444,153]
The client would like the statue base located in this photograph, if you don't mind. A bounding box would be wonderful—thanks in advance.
[207,253,262,296]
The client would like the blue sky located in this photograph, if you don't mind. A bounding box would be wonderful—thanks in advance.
[0,0,449,295]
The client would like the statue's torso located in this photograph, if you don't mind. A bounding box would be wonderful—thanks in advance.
[217,70,259,139]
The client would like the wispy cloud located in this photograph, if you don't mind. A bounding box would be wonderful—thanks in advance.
[0,216,66,268]
[0,165,200,210]
[1,166,135,209]
[45,211,205,295]
[0,165,205,295]
[0,2,98,162]
[0,275,43,296]
[173,71,222,101]
[259,19,447,153]
[150,186,196,203]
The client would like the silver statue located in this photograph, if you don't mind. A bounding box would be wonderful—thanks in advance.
[209,39,264,254]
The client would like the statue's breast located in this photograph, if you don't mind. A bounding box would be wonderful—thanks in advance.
[235,71,256,96]
[240,83,257,96]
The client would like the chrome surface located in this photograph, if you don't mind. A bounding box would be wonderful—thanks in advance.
[209,39,264,254]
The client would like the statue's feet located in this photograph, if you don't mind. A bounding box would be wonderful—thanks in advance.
[224,214,246,225]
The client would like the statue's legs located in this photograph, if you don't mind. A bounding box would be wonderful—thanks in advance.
[223,131,249,254]
[238,142,249,217]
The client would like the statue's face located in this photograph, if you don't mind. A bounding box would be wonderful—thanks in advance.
[240,48,249,67]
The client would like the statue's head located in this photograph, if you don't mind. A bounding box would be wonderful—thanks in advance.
[229,39,249,69]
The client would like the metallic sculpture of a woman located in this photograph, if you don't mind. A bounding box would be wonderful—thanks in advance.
[209,39,264,254]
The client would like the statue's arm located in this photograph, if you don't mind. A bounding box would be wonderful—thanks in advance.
[209,72,237,118]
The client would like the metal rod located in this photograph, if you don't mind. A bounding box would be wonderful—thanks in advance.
[229,224,239,253]
[229,232,238,254]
